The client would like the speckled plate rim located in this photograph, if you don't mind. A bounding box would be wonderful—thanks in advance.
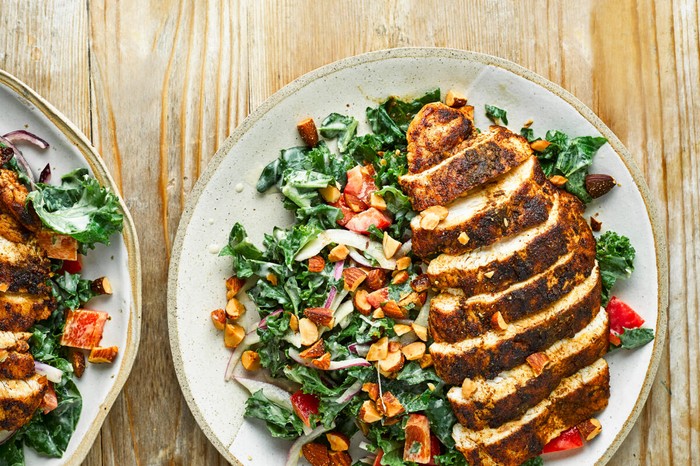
[167,47,668,466]
[0,69,143,466]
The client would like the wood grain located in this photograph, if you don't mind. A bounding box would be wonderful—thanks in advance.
[1,0,698,464]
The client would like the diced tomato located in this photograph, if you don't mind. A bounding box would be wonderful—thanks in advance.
[60,309,109,349]
[290,390,320,427]
[60,258,82,274]
[373,449,384,466]
[41,383,58,414]
[366,287,389,308]
[427,435,442,465]
[609,332,622,346]
[330,196,356,227]
[606,297,645,334]
[404,413,431,463]
[344,208,391,235]
[542,427,584,454]
[344,165,378,203]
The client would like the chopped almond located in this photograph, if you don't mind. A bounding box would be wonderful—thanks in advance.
[391,270,409,285]
[88,346,119,364]
[329,451,352,466]
[90,277,113,295]
[299,318,319,346]
[359,400,383,423]
[241,350,261,371]
[523,118,534,128]
[403,414,431,463]
[372,308,385,319]
[423,205,449,221]
[412,323,428,342]
[458,232,470,245]
[590,216,603,232]
[312,352,332,370]
[396,256,411,271]
[299,339,326,359]
[353,289,373,315]
[379,391,405,417]
[483,270,495,279]
[382,300,407,319]
[68,349,86,378]
[530,139,551,152]
[577,418,603,441]
[224,323,246,348]
[445,89,467,108]
[370,192,387,210]
[302,442,330,466]
[461,378,477,398]
[382,232,401,259]
[326,432,351,451]
[319,185,341,203]
[289,313,299,332]
[366,337,389,361]
[225,298,246,321]
[398,291,427,310]
[366,287,389,308]
[388,341,402,353]
[401,342,426,361]
[266,273,278,286]
[526,352,550,375]
[418,353,433,369]
[394,324,412,336]
[410,274,431,292]
[378,350,404,373]
[304,307,334,328]
[210,309,226,331]
[328,244,349,262]
[419,211,441,230]
[225,276,246,300]
[365,269,388,290]
[549,175,568,187]
[362,382,379,401]
[308,255,326,273]
[491,311,508,331]
[344,192,367,212]
[297,118,319,147]
[342,267,367,292]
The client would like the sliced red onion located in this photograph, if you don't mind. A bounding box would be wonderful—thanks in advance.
[330,289,349,312]
[414,294,432,328]
[295,230,370,261]
[0,136,35,184]
[282,331,302,348]
[288,348,314,368]
[333,259,345,279]
[334,379,363,404]
[359,315,382,327]
[348,343,370,357]
[347,247,372,267]
[259,309,284,330]
[224,331,261,381]
[364,242,397,270]
[34,361,63,383]
[334,300,355,329]
[395,239,412,259]
[39,163,51,183]
[0,430,16,445]
[3,130,49,149]
[323,287,338,309]
[234,376,293,411]
[285,423,335,466]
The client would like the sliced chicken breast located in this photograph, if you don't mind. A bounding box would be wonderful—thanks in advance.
[0,292,54,332]
[0,169,41,232]
[0,235,51,295]
[0,352,37,380]
[0,374,48,430]
[0,332,31,352]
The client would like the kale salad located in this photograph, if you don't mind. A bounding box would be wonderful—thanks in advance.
[212,90,653,466]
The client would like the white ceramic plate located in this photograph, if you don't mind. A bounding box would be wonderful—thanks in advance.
[0,70,141,465]
[168,48,667,466]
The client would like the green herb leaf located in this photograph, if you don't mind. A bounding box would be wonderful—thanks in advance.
[618,327,654,349]
[596,231,636,305]
[485,104,508,125]
[320,113,359,153]
[521,456,545,466]
[244,390,304,439]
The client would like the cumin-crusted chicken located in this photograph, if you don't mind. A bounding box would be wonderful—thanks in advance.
[0,168,52,431]
[399,102,609,465]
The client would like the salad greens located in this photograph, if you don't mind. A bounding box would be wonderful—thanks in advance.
[485,104,509,125]
[595,230,636,305]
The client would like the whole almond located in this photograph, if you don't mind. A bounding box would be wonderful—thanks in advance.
[585,174,616,198]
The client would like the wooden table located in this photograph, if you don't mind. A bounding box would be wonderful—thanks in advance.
[1,1,698,464]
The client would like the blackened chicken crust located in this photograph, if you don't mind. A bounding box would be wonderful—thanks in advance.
[0,169,41,232]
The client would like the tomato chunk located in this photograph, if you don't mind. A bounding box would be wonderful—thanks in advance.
[427,435,442,465]
[60,309,109,349]
[606,296,645,334]
[42,382,58,414]
[330,196,356,227]
[344,165,377,203]
[290,390,320,427]
[542,427,584,454]
[345,208,391,234]
[60,259,82,274]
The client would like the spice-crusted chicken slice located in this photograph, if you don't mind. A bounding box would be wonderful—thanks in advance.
[0,332,31,353]
[429,214,596,343]
[425,192,585,295]
[399,126,532,211]
[0,234,51,295]
[0,212,31,244]
[0,374,48,431]
[430,264,601,384]
[452,359,610,466]
[406,102,478,174]
[448,308,608,430]
[411,156,554,258]
[0,293,54,332]
[0,169,41,232]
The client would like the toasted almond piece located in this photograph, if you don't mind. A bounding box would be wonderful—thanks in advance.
[289,313,299,332]
[391,270,409,285]
[90,277,113,295]
[299,318,319,346]
[88,346,119,364]
[308,255,326,273]
[396,256,411,271]
[526,352,550,375]
[266,273,278,286]
[483,270,495,279]
[585,173,617,198]
[458,232,470,245]
[210,309,226,331]
[577,418,603,441]
[297,117,319,147]
[329,451,352,466]
[367,337,389,361]
[401,342,426,361]
[491,311,508,331]
[380,391,405,417]
[299,339,326,359]
[419,211,440,230]
[68,349,86,378]
[328,244,350,262]
[372,308,385,319]
[344,192,367,212]
[382,300,407,319]
[399,291,428,310]
[367,287,390,307]
[382,232,402,259]
[549,175,568,187]
[365,269,388,290]
[523,118,534,128]
[461,378,477,398]
[342,267,367,292]
[530,139,551,152]
[427,382,436,391]
[353,289,372,315]
[590,216,602,232]
[304,307,334,328]
[388,341,402,353]
[362,382,380,401]
[224,323,246,349]
[411,274,431,292]
[412,323,428,342]
[241,350,261,371]
[370,192,387,210]
[418,353,433,369]
[393,324,412,336]
[378,350,404,373]
[312,352,332,370]
[226,276,246,300]
[504,217,509,227]
[423,205,449,221]
[445,89,467,108]
[319,185,341,203]
[326,432,351,452]
[225,298,246,321]
[302,442,330,466]
[359,400,383,423]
